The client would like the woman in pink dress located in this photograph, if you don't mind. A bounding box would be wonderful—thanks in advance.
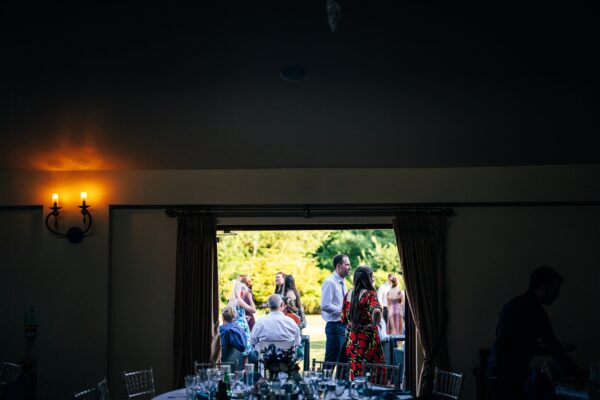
[386,276,404,335]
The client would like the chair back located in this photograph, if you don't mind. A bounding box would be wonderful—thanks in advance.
[364,363,403,389]
[193,361,238,374]
[73,387,99,400]
[222,346,246,371]
[0,362,22,384]
[257,339,297,378]
[312,360,350,381]
[97,377,110,400]
[123,368,155,400]
[432,367,464,400]
[257,339,296,353]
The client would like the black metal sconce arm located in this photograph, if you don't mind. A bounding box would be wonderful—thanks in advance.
[44,203,93,244]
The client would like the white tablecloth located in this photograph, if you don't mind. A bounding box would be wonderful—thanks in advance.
[153,388,186,400]
[152,386,413,400]
[556,384,589,400]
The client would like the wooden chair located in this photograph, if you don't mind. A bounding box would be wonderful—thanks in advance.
[73,387,99,400]
[193,361,238,374]
[221,347,245,371]
[432,367,464,400]
[257,339,297,378]
[311,360,350,381]
[97,377,110,400]
[364,362,403,389]
[73,378,109,400]
[123,368,155,400]
[0,362,21,384]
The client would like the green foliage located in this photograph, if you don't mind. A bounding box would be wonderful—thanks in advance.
[217,229,402,314]
[315,230,401,274]
[217,231,331,314]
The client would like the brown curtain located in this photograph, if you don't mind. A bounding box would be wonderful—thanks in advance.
[392,214,449,395]
[173,215,221,387]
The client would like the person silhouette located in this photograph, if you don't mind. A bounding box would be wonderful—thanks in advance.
[487,266,584,400]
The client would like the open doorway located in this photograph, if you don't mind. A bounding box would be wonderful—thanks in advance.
[216,228,407,374]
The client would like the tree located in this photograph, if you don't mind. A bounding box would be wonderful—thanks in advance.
[217,230,331,313]
[315,230,400,273]
[217,229,403,313]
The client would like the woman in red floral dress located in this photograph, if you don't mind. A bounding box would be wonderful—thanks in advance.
[341,266,385,380]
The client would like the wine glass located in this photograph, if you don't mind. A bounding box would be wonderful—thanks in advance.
[277,371,288,388]
[244,363,255,387]
[335,380,347,398]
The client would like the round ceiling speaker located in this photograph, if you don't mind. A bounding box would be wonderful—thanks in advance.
[280,65,309,82]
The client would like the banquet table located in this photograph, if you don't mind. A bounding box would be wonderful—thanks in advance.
[153,388,186,400]
[153,385,413,400]
[555,384,589,400]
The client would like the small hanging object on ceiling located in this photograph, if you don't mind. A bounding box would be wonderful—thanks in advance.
[327,0,341,32]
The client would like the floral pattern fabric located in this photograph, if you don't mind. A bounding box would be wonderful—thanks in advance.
[235,305,253,355]
[341,289,385,380]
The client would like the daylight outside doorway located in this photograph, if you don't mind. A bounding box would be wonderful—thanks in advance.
[217,228,406,369]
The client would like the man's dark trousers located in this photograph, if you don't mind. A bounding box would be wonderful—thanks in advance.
[324,321,347,363]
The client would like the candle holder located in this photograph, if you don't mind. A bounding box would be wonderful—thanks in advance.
[45,192,93,244]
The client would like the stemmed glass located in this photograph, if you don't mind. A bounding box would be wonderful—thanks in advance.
[231,371,245,396]
[350,376,368,400]
[194,369,211,399]
[244,364,255,387]
[184,375,195,400]
[315,372,328,398]
[202,368,220,399]
[277,371,288,388]
[335,380,346,398]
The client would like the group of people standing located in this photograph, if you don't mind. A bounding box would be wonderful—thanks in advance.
[219,272,307,367]
[321,254,404,380]
[222,258,595,398]
[220,255,404,381]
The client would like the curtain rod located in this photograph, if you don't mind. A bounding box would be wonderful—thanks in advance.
[164,204,454,218]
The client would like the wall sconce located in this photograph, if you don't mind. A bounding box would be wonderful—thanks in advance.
[45,192,93,244]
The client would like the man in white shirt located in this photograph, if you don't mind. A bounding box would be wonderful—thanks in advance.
[377,273,395,324]
[251,294,301,350]
[320,254,351,362]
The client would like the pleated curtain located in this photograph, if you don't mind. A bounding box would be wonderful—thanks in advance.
[392,214,449,395]
[173,215,221,387]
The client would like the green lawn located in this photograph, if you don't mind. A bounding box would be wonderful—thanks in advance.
[304,314,326,368]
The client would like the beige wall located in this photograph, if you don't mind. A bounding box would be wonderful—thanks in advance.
[1,165,599,399]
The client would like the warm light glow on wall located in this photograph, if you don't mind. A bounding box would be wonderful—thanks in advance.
[35,174,112,226]
[39,180,107,210]
[45,189,94,243]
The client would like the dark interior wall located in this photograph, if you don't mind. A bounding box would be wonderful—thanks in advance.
[109,209,177,397]
[0,208,108,399]
[1,166,599,399]
[446,206,600,400]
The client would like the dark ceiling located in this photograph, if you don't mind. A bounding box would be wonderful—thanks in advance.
[1,1,598,171]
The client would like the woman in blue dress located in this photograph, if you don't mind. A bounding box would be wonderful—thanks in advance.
[228,280,255,356]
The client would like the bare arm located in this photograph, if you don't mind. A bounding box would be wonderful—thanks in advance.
[372,308,382,325]
[369,290,382,325]
[247,292,256,310]
[237,294,256,314]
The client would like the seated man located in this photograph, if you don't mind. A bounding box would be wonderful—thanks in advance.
[251,294,301,349]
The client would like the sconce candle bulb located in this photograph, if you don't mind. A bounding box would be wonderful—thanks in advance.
[45,191,93,244]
